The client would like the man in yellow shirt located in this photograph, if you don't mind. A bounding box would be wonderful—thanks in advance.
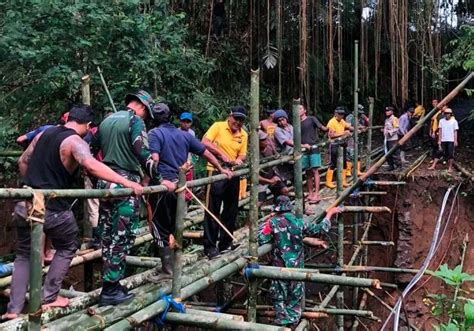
[325,107,353,188]
[202,106,248,259]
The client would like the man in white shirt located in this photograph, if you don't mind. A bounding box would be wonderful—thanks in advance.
[428,108,458,173]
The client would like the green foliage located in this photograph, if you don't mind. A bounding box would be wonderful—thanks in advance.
[434,264,474,287]
[431,25,474,90]
[426,264,474,331]
[0,1,224,139]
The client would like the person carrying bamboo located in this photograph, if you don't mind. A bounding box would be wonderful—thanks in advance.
[258,195,341,327]
[147,103,232,281]
[325,107,354,188]
[2,105,144,320]
[92,90,176,306]
[202,106,248,259]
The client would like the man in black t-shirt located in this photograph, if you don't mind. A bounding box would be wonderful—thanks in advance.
[299,105,328,203]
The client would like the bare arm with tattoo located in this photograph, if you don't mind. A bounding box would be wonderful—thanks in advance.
[64,136,144,195]
[18,132,43,178]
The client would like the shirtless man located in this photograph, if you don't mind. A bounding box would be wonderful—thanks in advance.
[3,105,143,319]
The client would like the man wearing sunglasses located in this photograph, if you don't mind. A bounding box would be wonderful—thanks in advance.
[201,106,248,259]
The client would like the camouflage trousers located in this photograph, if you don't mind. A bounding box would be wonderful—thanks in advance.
[270,280,304,327]
[97,170,141,283]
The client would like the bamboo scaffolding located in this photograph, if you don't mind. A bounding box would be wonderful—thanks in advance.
[0,253,201,330]
[365,180,406,186]
[321,72,473,216]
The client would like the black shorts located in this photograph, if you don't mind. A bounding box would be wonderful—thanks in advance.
[258,181,287,202]
[441,142,455,160]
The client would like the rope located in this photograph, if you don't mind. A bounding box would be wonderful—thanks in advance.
[175,183,187,194]
[185,187,238,242]
[154,294,186,326]
[243,263,260,280]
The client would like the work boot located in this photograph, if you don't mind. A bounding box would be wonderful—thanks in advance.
[325,169,336,189]
[345,161,353,177]
[357,161,365,176]
[342,171,351,187]
[148,247,174,283]
[99,281,135,306]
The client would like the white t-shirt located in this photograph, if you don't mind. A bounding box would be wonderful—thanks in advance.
[438,118,458,142]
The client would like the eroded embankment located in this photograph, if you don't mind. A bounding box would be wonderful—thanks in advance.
[365,175,474,330]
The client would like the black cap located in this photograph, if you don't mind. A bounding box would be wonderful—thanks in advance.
[230,106,247,119]
[266,109,276,114]
[152,103,170,117]
[68,104,95,124]
[335,106,346,114]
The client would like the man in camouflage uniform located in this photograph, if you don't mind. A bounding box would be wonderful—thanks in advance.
[93,90,175,306]
[258,196,341,327]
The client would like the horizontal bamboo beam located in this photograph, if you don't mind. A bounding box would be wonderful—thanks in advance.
[341,206,391,213]
[184,309,244,321]
[364,181,406,186]
[163,311,287,330]
[343,240,394,246]
[245,266,383,289]
[351,191,387,197]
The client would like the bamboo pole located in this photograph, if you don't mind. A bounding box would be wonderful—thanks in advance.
[184,308,244,321]
[293,98,304,218]
[352,191,387,196]
[247,68,260,322]
[366,97,374,168]
[163,311,287,330]
[365,180,406,186]
[81,75,91,106]
[336,145,345,330]
[244,266,382,288]
[344,240,394,246]
[172,169,187,298]
[97,66,117,113]
[28,204,43,331]
[341,206,391,213]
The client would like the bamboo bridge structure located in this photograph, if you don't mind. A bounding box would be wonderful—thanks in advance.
[0,65,471,330]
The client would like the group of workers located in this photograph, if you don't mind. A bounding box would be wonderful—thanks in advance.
[1,90,459,328]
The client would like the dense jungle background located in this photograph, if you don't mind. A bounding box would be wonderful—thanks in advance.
[0,0,473,147]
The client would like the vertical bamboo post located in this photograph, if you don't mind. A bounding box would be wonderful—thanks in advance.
[81,74,94,292]
[81,75,91,106]
[292,99,304,218]
[172,169,187,298]
[336,146,344,330]
[97,66,117,113]
[365,97,374,168]
[247,69,260,322]
[28,193,44,331]
[352,41,360,311]
[352,41,359,181]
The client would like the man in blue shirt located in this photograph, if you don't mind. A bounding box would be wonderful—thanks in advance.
[148,103,232,281]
